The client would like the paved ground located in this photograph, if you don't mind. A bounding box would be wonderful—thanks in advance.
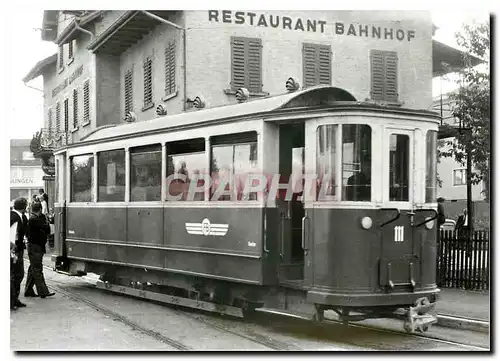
[10,252,489,351]
[435,288,490,321]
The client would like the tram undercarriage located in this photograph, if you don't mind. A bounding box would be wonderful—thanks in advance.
[53,258,438,334]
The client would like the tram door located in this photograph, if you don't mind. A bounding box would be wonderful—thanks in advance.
[278,123,305,282]
[379,129,419,290]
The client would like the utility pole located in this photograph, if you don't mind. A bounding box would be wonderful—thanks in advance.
[466,139,474,236]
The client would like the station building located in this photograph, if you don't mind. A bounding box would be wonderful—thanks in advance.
[23,10,471,202]
[10,139,45,205]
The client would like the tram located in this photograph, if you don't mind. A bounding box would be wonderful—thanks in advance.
[52,84,441,333]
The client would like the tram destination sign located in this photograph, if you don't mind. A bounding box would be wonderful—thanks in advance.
[208,10,416,42]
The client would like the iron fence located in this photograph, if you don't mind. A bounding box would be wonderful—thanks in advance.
[436,230,490,290]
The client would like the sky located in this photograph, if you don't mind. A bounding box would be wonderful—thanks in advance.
[0,8,491,141]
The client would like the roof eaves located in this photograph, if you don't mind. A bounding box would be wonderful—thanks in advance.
[87,10,139,52]
[22,53,57,83]
[55,10,104,45]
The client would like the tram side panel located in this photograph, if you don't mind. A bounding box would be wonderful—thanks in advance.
[61,205,274,285]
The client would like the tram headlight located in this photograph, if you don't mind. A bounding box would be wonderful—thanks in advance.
[425,217,435,230]
[361,217,372,230]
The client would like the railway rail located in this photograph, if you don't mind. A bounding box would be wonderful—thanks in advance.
[40,261,487,352]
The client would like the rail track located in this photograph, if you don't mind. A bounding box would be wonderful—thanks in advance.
[40,263,299,351]
[37,260,488,351]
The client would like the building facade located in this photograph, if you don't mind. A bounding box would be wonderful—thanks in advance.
[26,10,440,144]
[10,139,45,205]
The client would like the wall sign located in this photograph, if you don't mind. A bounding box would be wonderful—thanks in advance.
[52,65,84,98]
[208,10,416,42]
[11,178,35,184]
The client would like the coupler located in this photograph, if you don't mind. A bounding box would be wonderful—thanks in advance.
[403,297,437,333]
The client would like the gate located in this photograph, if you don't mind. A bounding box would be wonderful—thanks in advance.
[436,230,490,290]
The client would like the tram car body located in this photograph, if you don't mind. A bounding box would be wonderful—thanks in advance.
[52,86,440,332]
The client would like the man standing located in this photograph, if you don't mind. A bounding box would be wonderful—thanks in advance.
[24,202,55,299]
[10,198,28,309]
[39,189,48,216]
[455,208,470,237]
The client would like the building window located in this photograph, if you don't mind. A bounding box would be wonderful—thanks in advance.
[47,108,53,135]
[166,138,206,201]
[22,151,35,161]
[72,88,78,129]
[302,43,331,88]
[83,80,90,124]
[55,102,61,134]
[70,154,94,202]
[164,41,176,97]
[210,132,258,201]
[68,40,74,62]
[230,37,262,93]
[124,69,133,115]
[58,45,64,70]
[130,145,162,202]
[143,57,153,109]
[98,149,126,202]
[370,50,398,103]
[453,169,467,186]
[64,98,69,132]
[389,134,410,201]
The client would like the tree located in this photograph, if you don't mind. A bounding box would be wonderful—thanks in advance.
[439,21,490,200]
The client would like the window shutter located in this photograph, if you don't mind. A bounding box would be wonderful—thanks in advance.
[58,46,64,69]
[231,37,247,90]
[385,51,398,103]
[56,102,61,133]
[247,38,262,93]
[64,98,69,132]
[143,57,153,107]
[370,50,385,101]
[303,43,331,88]
[83,80,90,123]
[165,41,176,96]
[302,43,317,88]
[318,45,332,85]
[48,108,53,135]
[68,40,74,60]
[124,69,133,115]
[371,50,398,102]
[73,88,78,129]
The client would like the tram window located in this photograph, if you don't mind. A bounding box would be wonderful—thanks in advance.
[389,134,410,201]
[211,132,258,201]
[130,145,162,202]
[316,125,338,200]
[343,125,372,202]
[426,130,438,203]
[98,149,126,202]
[70,154,94,202]
[166,138,206,201]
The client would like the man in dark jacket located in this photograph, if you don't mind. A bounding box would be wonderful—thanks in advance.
[24,202,55,298]
[10,198,28,309]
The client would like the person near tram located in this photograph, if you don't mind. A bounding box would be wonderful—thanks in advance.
[24,201,55,298]
[10,197,29,310]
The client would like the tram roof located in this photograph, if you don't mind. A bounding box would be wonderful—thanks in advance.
[79,86,439,145]
[81,86,356,143]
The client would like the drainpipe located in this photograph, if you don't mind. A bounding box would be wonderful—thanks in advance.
[74,21,94,39]
[140,11,187,110]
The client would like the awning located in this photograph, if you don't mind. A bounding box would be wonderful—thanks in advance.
[87,11,177,55]
[22,53,57,82]
[432,40,484,77]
